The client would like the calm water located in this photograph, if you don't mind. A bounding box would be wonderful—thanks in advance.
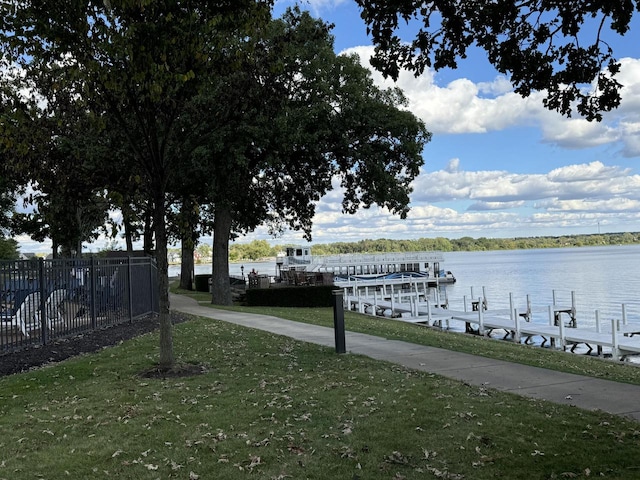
[442,245,640,328]
[174,245,640,328]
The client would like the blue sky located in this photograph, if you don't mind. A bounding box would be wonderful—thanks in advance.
[15,1,640,253]
[252,0,640,245]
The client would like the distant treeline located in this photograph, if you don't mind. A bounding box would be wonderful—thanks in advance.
[229,232,640,260]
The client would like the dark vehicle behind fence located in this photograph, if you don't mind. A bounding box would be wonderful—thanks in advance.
[0,256,159,353]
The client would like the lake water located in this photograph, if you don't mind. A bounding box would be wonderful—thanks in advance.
[442,245,640,328]
[174,245,640,329]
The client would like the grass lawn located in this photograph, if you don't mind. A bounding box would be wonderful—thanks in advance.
[173,287,640,387]
[1,313,639,480]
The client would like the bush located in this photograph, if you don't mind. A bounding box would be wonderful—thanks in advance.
[194,274,211,292]
[246,285,339,307]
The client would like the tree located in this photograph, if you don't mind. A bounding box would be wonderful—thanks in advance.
[0,162,17,236]
[0,164,18,261]
[0,237,18,260]
[172,196,202,290]
[1,19,117,258]
[2,0,274,369]
[355,0,638,121]
[195,9,430,304]
[14,114,111,257]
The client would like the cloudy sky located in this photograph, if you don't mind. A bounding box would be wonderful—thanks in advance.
[254,0,640,246]
[15,0,640,253]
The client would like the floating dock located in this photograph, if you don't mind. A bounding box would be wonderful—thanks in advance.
[344,286,640,361]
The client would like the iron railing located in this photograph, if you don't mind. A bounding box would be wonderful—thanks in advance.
[0,256,159,353]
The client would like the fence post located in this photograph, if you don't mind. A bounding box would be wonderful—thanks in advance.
[332,289,346,354]
[127,256,134,323]
[38,258,48,345]
[90,256,97,330]
[150,257,157,314]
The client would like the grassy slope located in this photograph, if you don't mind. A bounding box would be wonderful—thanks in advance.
[1,315,639,479]
[175,288,640,386]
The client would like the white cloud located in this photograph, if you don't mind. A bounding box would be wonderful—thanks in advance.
[468,201,526,211]
[275,0,347,15]
[413,161,640,204]
[535,198,640,213]
[248,159,640,244]
[342,47,640,156]
[445,158,460,173]
[547,161,629,182]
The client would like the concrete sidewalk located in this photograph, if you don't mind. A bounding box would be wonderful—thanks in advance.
[170,293,640,422]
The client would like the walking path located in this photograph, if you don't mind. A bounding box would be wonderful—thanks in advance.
[170,293,640,422]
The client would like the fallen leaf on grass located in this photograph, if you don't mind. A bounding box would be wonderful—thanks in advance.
[252,438,270,447]
[288,444,305,455]
[423,449,437,460]
[384,451,411,466]
[248,455,262,469]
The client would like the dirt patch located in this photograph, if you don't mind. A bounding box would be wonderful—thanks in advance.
[0,312,191,377]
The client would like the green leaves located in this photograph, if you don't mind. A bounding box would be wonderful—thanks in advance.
[356,0,636,121]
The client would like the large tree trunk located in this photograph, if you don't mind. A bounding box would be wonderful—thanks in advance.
[180,240,194,290]
[143,204,154,254]
[75,207,83,256]
[211,205,232,305]
[154,190,174,369]
[122,203,134,254]
[179,196,197,290]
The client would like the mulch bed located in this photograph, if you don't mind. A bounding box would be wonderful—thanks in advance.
[0,312,191,377]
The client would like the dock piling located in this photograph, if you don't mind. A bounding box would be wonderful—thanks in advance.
[478,297,485,335]
[558,308,566,350]
[611,318,619,360]
[509,293,515,322]
[547,305,556,348]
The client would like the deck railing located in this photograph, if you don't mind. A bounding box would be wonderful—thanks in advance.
[0,256,159,353]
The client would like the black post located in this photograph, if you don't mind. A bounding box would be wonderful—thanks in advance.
[332,289,346,354]
[38,258,48,345]
[90,256,97,330]
[127,256,134,323]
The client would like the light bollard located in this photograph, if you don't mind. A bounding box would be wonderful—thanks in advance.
[332,290,346,354]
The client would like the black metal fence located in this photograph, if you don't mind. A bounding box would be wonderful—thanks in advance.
[0,256,159,353]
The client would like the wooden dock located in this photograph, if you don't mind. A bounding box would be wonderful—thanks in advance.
[344,288,640,361]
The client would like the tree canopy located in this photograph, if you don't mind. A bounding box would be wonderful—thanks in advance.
[1,0,275,369]
[186,9,430,304]
[0,3,429,357]
[355,0,638,121]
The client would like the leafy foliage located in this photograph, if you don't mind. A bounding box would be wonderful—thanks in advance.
[0,237,19,259]
[189,9,429,304]
[1,0,276,366]
[229,240,274,261]
[356,0,638,120]
[223,233,640,262]
[191,9,429,239]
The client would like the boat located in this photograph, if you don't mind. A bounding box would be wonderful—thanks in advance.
[275,246,456,288]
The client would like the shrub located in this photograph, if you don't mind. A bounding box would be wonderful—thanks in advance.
[194,274,211,292]
[246,285,339,307]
